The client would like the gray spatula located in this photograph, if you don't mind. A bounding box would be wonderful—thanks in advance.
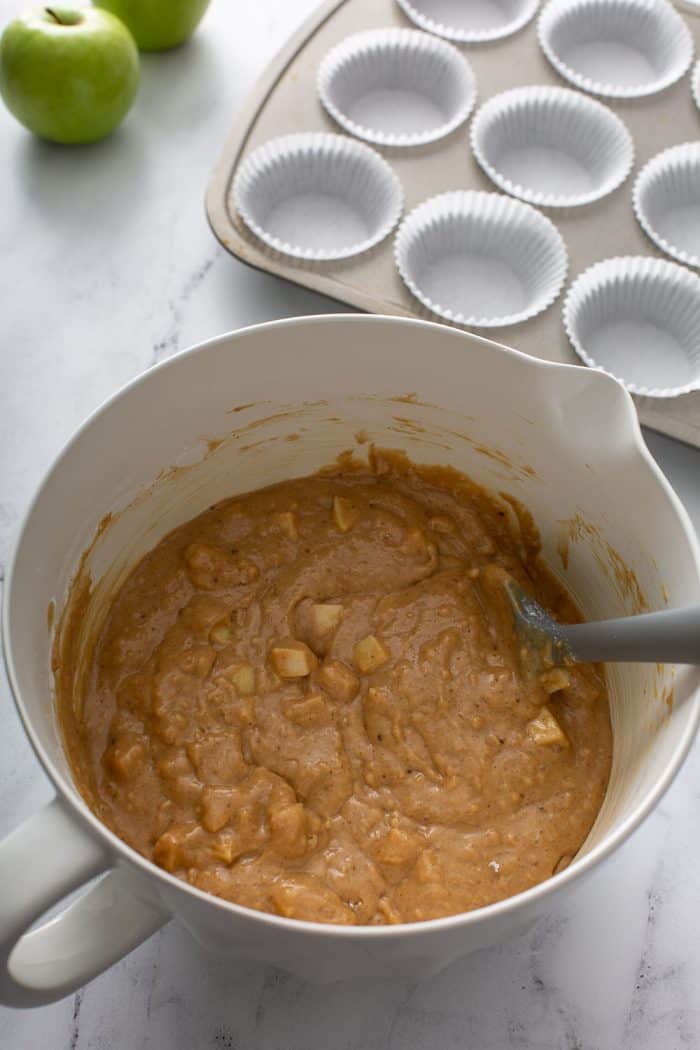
[504,578,700,667]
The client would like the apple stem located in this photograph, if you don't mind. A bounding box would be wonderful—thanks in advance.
[45,8,65,24]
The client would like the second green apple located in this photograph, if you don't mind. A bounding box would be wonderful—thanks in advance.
[94,0,211,52]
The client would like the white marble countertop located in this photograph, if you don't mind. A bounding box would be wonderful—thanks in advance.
[0,0,698,1046]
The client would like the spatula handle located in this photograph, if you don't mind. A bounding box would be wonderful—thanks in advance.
[564,606,700,665]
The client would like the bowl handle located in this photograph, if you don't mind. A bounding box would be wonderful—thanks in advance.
[0,797,170,1008]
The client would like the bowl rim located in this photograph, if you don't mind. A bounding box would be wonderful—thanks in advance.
[4,312,700,940]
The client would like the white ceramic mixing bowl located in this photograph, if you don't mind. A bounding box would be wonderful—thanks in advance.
[2,315,698,1007]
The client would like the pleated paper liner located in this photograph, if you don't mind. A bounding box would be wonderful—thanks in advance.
[395,0,540,43]
[318,27,477,147]
[633,142,700,269]
[471,85,633,207]
[233,132,403,261]
[564,256,700,397]
[538,0,694,98]
[395,190,568,327]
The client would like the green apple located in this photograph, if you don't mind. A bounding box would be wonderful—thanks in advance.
[94,0,211,52]
[0,6,139,144]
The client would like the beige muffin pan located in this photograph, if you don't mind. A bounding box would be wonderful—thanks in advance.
[206,0,700,447]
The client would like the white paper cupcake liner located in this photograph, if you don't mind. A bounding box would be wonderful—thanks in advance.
[633,143,700,269]
[675,0,700,16]
[232,133,403,261]
[538,0,694,99]
[470,85,634,208]
[396,0,540,43]
[394,190,568,327]
[563,256,700,397]
[692,60,700,111]
[318,28,477,148]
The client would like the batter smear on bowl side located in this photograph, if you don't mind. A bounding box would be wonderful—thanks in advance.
[58,449,611,925]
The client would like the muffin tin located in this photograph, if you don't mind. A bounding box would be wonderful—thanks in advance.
[207,0,700,446]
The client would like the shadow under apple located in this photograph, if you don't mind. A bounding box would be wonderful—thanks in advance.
[11,119,149,235]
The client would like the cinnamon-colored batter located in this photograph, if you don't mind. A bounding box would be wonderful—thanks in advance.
[59,449,611,925]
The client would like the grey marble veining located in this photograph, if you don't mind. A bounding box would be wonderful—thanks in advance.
[0,1,698,1047]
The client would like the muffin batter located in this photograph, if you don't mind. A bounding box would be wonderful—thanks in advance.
[59,449,611,925]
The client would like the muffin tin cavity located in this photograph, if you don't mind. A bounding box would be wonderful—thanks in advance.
[396,0,540,43]
[471,85,634,207]
[395,190,568,326]
[564,256,700,397]
[318,28,477,147]
[233,133,403,260]
[538,0,694,98]
[634,143,700,269]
